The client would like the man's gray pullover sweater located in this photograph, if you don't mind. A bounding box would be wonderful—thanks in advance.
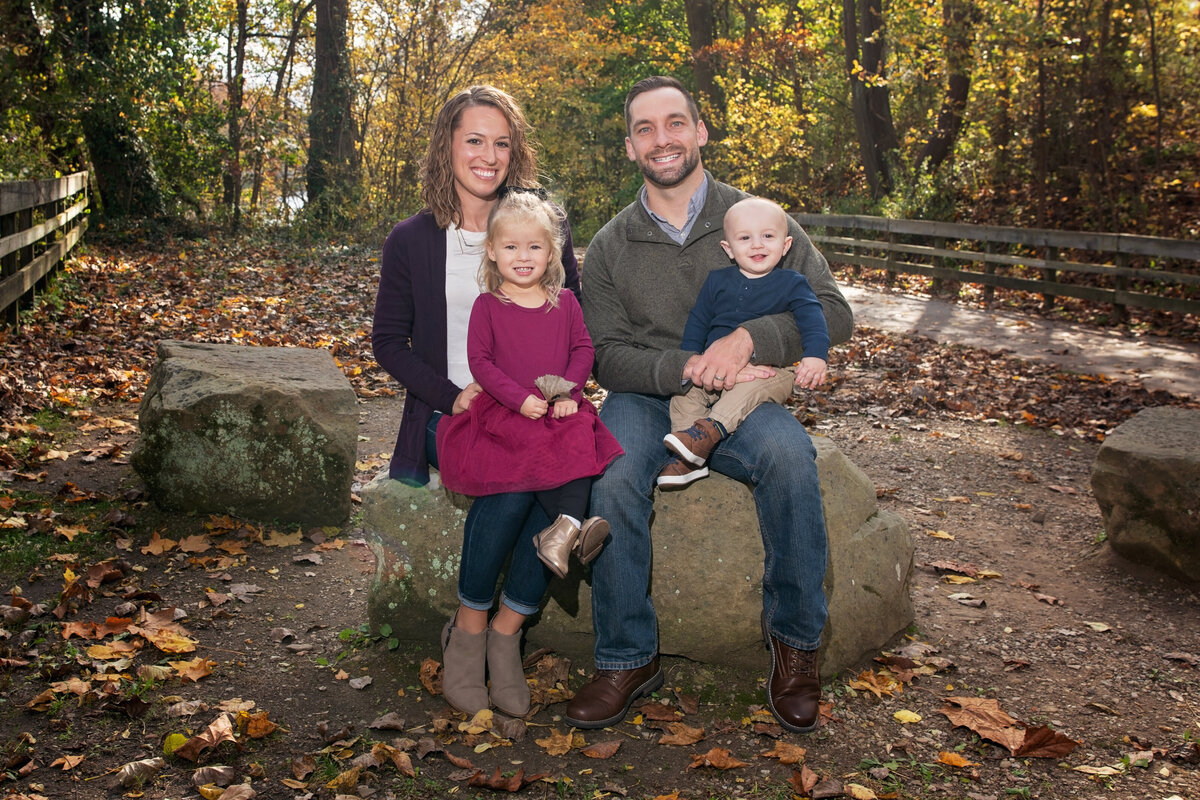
[580,173,853,396]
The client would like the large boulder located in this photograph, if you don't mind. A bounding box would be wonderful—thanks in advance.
[1091,406,1200,581]
[363,437,913,675]
[132,340,357,526]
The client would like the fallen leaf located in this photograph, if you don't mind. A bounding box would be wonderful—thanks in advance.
[174,714,238,761]
[178,534,212,553]
[191,765,235,786]
[937,751,977,767]
[581,740,622,759]
[760,741,806,764]
[50,754,85,770]
[263,530,302,547]
[940,697,1078,757]
[170,657,216,682]
[467,766,547,791]
[325,765,360,792]
[658,722,705,746]
[687,747,748,770]
[535,728,579,756]
[114,757,165,787]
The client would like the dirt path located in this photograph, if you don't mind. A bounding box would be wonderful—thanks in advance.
[843,285,1200,398]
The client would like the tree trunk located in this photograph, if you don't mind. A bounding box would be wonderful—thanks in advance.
[684,0,726,137]
[223,0,249,228]
[307,0,358,223]
[915,0,973,174]
[843,0,898,196]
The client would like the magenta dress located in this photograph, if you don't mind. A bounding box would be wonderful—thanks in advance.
[435,291,623,497]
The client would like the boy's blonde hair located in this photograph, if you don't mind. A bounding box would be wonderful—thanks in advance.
[724,196,790,230]
[478,189,565,308]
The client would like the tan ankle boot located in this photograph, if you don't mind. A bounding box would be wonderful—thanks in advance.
[440,617,489,715]
[533,515,580,578]
[486,627,530,717]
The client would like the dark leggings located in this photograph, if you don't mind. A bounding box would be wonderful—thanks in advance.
[535,478,590,523]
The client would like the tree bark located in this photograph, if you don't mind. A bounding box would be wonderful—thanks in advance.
[684,0,726,137]
[915,0,973,174]
[223,0,249,228]
[843,0,898,196]
[307,0,358,223]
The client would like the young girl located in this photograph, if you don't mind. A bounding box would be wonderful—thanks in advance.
[435,189,623,717]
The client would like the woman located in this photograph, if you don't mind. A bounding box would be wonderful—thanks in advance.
[371,85,581,717]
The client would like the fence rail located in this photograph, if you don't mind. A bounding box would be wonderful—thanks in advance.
[0,172,89,327]
[792,213,1200,320]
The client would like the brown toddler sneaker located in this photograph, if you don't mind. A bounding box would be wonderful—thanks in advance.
[656,456,709,489]
[664,418,721,466]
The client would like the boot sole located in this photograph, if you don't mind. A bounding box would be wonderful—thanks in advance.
[656,466,709,488]
[575,519,609,564]
[563,668,665,729]
[663,433,709,466]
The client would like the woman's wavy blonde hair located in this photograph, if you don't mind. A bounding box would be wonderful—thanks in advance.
[478,189,565,309]
[420,85,539,229]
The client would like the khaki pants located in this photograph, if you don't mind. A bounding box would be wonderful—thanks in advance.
[668,366,796,435]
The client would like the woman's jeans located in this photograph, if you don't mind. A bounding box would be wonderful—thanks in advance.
[427,411,551,617]
[587,392,828,670]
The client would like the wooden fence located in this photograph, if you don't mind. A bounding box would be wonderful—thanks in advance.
[792,213,1200,321]
[0,172,89,327]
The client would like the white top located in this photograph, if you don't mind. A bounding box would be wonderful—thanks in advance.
[445,225,486,390]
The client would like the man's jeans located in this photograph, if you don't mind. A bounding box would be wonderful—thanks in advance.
[588,392,828,669]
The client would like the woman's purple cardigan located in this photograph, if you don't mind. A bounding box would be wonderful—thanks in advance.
[371,208,581,485]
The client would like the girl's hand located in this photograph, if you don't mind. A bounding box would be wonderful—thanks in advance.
[552,398,578,418]
[793,357,828,389]
[521,395,548,419]
[452,382,483,414]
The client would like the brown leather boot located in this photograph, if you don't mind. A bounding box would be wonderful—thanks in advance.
[765,633,821,733]
[532,515,580,578]
[564,658,663,729]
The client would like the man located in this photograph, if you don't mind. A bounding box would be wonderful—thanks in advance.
[568,76,853,733]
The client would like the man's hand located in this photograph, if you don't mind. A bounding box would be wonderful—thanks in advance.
[682,327,762,391]
[551,398,579,418]
[793,357,828,389]
[452,382,483,414]
[521,395,549,419]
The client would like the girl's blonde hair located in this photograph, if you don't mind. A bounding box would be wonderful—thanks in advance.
[419,85,539,229]
[478,189,565,308]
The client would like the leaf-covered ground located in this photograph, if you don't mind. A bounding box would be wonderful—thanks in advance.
[1,234,1198,800]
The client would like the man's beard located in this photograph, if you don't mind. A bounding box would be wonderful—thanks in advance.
[638,147,701,188]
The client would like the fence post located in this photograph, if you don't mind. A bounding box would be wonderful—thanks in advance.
[1041,245,1057,310]
[0,206,16,328]
[982,240,995,305]
[885,230,896,287]
[931,237,945,295]
[1112,251,1129,325]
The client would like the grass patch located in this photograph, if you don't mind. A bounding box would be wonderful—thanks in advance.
[0,489,123,577]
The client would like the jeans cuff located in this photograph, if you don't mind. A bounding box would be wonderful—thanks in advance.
[498,592,540,618]
[457,593,494,613]
[593,654,658,671]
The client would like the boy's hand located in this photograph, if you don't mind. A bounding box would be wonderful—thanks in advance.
[793,357,828,389]
[552,398,578,418]
[521,395,548,419]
